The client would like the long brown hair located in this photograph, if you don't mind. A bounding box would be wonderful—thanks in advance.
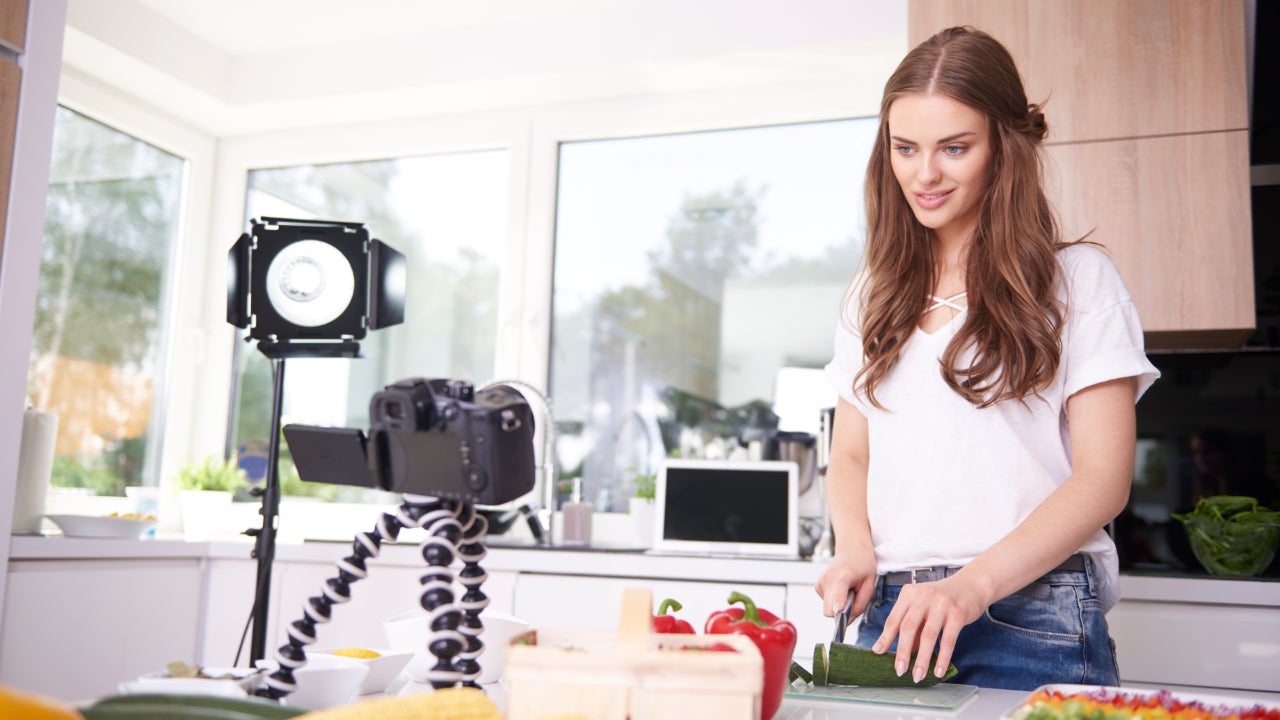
[851,26,1069,409]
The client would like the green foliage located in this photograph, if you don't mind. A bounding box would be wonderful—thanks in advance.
[277,460,340,501]
[50,453,127,497]
[626,468,656,500]
[173,457,247,493]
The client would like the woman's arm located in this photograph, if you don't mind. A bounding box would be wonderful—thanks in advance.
[876,376,1137,683]
[814,398,879,619]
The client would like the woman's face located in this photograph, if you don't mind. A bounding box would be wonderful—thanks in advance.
[886,93,993,242]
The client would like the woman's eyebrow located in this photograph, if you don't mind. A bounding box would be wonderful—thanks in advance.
[889,131,977,146]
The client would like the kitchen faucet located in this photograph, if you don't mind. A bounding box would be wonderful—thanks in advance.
[481,378,557,545]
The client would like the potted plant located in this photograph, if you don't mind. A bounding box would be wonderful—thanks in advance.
[627,468,657,548]
[173,457,246,540]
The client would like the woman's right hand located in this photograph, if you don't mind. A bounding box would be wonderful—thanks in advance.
[815,546,877,620]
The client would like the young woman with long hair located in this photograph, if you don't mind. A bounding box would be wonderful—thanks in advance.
[816,26,1159,691]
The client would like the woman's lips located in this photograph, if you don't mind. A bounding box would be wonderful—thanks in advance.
[914,189,952,210]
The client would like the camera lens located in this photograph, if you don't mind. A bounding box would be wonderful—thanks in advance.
[385,401,405,421]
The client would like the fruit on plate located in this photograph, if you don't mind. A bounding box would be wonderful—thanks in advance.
[329,648,381,659]
[1009,687,1280,720]
[795,642,958,688]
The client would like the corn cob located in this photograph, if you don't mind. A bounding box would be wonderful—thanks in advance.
[295,687,502,720]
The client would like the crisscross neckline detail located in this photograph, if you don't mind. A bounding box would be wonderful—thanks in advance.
[926,292,968,313]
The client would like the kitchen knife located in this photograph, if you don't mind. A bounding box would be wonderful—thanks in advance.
[833,588,855,643]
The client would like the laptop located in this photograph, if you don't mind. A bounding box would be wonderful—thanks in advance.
[650,459,800,559]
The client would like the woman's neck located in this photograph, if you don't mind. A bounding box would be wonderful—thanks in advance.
[933,227,973,294]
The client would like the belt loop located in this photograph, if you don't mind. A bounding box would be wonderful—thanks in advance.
[1080,553,1096,593]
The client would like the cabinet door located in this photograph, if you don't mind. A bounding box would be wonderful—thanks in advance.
[908,0,1249,143]
[513,573,786,636]
[0,559,202,702]
[1109,599,1280,692]
[271,560,517,653]
[1046,130,1254,347]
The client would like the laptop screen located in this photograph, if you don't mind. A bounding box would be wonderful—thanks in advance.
[652,459,799,558]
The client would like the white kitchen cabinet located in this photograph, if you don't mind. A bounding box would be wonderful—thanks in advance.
[197,557,257,667]
[1109,598,1280,692]
[270,557,518,654]
[0,558,204,702]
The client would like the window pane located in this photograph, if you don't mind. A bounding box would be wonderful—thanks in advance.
[551,119,877,510]
[233,151,509,500]
[29,107,186,496]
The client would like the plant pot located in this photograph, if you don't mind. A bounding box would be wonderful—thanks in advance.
[629,497,655,548]
[178,489,233,541]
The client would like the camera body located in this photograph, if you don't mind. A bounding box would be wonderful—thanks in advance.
[367,378,536,505]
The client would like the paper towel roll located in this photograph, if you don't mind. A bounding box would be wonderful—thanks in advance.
[12,409,58,534]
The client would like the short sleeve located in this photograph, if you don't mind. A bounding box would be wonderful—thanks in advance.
[824,275,868,409]
[1059,246,1160,402]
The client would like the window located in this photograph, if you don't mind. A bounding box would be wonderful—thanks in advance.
[28,107,186,496]
[230,150,510,499]
[550,119,877,510]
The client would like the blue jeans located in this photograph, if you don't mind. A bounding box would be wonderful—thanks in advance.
[855,557,1120,691]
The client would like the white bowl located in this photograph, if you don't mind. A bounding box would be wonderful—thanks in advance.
[308,648,413,695]
[255,659,370,710]
[47,513,156,539]
[385,609,530,685]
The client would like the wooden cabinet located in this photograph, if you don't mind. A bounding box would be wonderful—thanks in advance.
[0,559,203,701]
[0,0,25,51]
[909,0,1255,348]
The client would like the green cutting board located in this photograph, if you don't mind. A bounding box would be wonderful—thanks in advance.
[784,682,979,710]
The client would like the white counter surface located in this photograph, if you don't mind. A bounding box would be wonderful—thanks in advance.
[10,534,1280,606]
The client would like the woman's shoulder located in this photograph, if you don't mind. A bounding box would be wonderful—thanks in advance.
[1054,242,1135,307]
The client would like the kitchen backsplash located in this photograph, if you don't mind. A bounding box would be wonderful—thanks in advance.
[1119,349,1280,580]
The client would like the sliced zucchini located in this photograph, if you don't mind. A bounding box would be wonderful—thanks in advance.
[825,641,958,688]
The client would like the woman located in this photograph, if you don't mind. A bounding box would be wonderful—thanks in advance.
[816,26,1159,691]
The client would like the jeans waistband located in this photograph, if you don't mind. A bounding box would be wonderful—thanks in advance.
[881,553,1087,587]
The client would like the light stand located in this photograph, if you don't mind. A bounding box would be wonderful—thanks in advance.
[227,217,405,665]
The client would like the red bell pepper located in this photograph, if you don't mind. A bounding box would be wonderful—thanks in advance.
[652,597,695,634]
[705,591,797,720]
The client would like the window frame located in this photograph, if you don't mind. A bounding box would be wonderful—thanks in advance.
[58,66,886,501]
[54,71,218,493]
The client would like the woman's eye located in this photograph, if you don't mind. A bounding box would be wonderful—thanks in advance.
[944,145,966,156]
[894,145,915,156]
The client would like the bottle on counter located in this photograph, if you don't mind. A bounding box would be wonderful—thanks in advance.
[561,478,593,546]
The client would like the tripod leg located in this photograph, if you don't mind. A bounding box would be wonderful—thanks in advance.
[454,503,489,687]
[259,499,429,699]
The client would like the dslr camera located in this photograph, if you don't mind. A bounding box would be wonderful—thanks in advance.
[283,378,536,506]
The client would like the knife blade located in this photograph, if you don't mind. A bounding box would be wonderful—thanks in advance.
[833,588,855,643]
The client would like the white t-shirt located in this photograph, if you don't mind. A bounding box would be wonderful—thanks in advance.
[823,244,1159,611]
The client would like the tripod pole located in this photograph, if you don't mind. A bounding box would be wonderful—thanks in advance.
[249,356,287,664]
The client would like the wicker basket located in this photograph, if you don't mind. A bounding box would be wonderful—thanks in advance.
[505,588,763,720]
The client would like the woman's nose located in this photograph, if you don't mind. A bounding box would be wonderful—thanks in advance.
[918,153,941,185]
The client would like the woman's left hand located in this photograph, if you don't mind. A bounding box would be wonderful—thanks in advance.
[872,575,986,683]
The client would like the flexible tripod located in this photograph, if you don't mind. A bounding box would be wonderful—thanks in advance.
[257,493,490,699]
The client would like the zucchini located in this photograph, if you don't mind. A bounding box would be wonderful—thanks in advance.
[811,642,828,686]
[788,660,813,684]
[82,694,304,720]
[825,641,958,688]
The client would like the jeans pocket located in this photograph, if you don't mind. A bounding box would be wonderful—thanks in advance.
[983,586,1085,644]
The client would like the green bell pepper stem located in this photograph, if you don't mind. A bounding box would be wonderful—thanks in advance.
[727,590,767,627]
[657,598,683,616]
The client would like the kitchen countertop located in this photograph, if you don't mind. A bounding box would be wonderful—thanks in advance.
[10,534,1280,606]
